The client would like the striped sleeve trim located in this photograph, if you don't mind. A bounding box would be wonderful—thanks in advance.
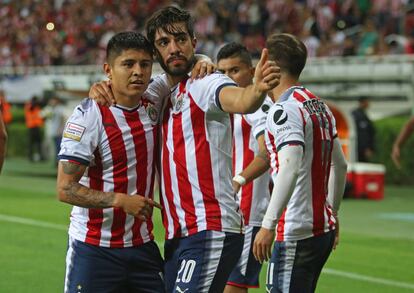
[215,82,237,111]
[58,155,90,166]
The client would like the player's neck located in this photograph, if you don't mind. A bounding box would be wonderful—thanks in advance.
[270,75,298,103]
[114,94,142,108]
[166,73,187,88]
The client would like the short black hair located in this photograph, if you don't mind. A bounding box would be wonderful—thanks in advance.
[106,31,153,64]
[145,6,195,46]
[216,42,253,66]
[266,33,307,78]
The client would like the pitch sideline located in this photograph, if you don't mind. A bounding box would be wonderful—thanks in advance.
[1,213,414,290]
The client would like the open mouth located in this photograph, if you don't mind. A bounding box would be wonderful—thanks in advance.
[130,80,144,85]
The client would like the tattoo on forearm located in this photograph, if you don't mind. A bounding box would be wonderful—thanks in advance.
[62,182,116,208]
[60,161,115,208]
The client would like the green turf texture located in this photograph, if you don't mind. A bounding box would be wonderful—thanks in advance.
[0,158,413,292]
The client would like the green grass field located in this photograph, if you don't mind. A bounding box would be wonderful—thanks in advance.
[0,158,413,292]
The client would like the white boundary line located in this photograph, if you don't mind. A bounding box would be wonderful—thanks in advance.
[322,268,414,290]
[0,214,67,231]
[1,213,414,290]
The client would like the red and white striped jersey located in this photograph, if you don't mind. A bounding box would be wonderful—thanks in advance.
[232,97,272,226]
[160,72,244,239]
[264,86,337,242]
[58,76,167,248]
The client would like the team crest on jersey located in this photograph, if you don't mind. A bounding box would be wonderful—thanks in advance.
[146,103,158,122]
[273,105,288,125]
[63,122,85,141]
[174,92,185,112]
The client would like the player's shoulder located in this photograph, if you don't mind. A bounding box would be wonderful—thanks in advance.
[74,98,99,116]
[188,71,236,89]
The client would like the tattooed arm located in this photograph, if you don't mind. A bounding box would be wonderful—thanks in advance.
[57,160,161,220]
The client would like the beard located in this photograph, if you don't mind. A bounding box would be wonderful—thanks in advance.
[157,53,196,77]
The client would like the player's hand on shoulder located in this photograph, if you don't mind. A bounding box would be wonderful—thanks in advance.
[254,49,280,93]
[253,227,275,263]
[89,80,115,106]
[190,58,216,82]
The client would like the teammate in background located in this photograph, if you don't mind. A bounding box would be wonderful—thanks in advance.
[57,32,165,293]
[0,102,7,174]
[351,97,375,162]
[24,96,45,162]
[391,116,414,169]
[216,42,271,293]
[253,33,348,293]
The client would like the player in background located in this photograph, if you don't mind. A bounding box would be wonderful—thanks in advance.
[216,42,271,293]
[57,32,166,293]
[253,33,348,293]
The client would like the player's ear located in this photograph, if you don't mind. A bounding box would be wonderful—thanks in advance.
[103,63,112,80]
[191,37,197,49]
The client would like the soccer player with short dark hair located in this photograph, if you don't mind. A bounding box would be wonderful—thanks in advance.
[216,42,272,293]
[57,31,166,292]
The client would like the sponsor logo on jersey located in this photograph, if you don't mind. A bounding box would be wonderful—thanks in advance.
[261,104,270,114]
[273,105,288,125]
[63,122,86,141]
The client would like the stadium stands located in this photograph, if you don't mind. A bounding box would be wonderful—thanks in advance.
[1,0,414,67]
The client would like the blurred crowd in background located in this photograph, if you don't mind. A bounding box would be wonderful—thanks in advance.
[2,0,414,67]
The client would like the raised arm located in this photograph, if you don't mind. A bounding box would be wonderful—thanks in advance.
[219,49,280,114]
[57,160,160,221]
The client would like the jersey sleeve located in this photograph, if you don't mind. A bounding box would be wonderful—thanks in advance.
[58,98,101,165]
[266,101,305,151]
[325,103,338,138]
[247,96,273,139]
[144,74,170,113]
[188,72,237,113]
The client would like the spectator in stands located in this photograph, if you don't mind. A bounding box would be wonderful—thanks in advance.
[352,97,375,162]
[2,0,414,65]
[391,116,414,169]
[24,96,44,162]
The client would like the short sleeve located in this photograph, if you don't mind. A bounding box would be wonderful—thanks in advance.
[58,98,101,165]
[187,72,237,113]
[266,101,305,151]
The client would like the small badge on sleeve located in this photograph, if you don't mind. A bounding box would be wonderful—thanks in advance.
[63,122,86,141]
